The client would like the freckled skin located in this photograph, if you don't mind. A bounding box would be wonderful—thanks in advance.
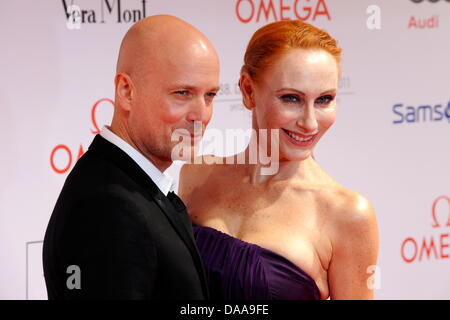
[179,49,379,300]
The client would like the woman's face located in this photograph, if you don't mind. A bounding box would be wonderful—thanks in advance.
[249,48,339,162]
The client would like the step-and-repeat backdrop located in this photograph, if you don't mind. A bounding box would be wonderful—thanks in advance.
[1,0,449,299]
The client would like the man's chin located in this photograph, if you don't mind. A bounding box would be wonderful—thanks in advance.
[170,144,201,163]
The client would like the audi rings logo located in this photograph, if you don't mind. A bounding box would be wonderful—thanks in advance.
[50,98,114,174]
[410,0,450,3]
[400,196,450,263]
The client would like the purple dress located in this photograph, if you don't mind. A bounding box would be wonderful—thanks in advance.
[192,224,321,300]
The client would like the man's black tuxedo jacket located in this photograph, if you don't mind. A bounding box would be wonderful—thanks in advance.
[43,135,208,299]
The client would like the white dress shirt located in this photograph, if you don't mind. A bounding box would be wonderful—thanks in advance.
[100,126,175,196]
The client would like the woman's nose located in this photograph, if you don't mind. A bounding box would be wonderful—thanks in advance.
[296,105,318,134]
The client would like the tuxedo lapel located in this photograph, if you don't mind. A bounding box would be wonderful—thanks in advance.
[87,135,209,298]
[153,193,209,298]
[152,193,200,265]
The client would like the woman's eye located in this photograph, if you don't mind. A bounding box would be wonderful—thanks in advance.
[315,95,334,105]
[280,94,300,103]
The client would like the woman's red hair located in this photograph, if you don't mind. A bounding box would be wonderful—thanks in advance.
[241,20,342,81]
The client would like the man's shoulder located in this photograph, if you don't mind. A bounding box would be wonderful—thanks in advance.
[64,145,140,192]
[68,134,132,178]
[51,136,164,229]
[54,149,158,221]
[50,165,160,241]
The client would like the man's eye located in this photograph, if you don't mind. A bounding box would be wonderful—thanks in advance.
[316,95,334,105]
[206,92,217,98]
[280,94,300,103]
[175,90,189,96]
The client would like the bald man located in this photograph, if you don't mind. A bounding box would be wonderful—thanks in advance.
[43,15,220,299]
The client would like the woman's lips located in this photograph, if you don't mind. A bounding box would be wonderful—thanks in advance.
[282,128,317,147]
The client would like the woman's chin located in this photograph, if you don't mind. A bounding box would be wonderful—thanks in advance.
[279,148,312,162]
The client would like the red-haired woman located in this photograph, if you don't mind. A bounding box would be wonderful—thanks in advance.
[179,20,379,300]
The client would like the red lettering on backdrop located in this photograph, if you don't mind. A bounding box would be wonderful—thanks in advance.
[91,98,115,134]
[408,15,439,29]
[400,196,450,263]
[77,144,85,160]
[280,0,290,20]
[236,0,331,23]
[418,237,438,261]
[440,234,449,259]
[431,195,450,228]
[312,0,330,21]
[294,0,311,20]
[402,234,450,263]
[50,98,114,174]
[50,145,72,174]
[401,237,417,263]
[257,0,277,23]
[236,0,255,23]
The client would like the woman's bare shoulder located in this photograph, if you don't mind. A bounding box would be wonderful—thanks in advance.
[324,185,379,299]
[319,183,378,254]
[320,182,376,222]
[308,161,376,223]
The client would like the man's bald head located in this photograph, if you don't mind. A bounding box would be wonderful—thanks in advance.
[111,15,220,171]
[116,14,218,80]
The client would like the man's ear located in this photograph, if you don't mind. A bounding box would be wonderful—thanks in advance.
[114,72,134,112]
[239,72,256,110]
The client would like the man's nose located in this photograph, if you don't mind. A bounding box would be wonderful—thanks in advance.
[186,96,210,123]
[296,104,318,134]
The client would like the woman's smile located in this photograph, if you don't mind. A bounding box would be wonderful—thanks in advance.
[282,128,317,147]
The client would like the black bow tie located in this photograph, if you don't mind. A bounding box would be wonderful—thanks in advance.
[167,191,187,212]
